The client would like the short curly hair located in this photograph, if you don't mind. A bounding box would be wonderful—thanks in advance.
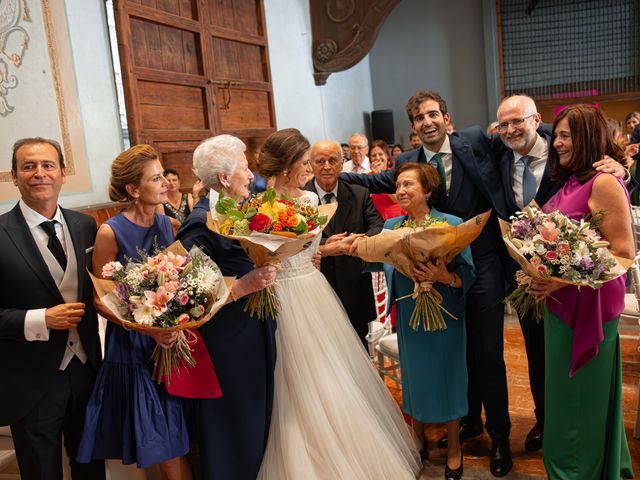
[192,135,246,191]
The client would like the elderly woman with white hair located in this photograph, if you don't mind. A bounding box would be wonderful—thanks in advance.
[176,134,278,480]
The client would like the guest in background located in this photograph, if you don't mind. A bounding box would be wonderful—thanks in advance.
[176,135,278,480]
[409,132,422,149]
[343,133,371,174]
[487,121,499,135]
[161,169,194,223]
[529,105,635,480]
[391,144,404,167]
[370,162,475,480]
[0,138,104,480]
[369,140,405,220]
[341,142,350,161]
[249,148,268,194]
[77,145,192,480]
[624,111,640,144]
[306,140,383,346]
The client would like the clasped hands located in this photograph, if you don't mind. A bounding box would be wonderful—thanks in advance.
[412,259,453,288]
[322,232,366,257]
[527,277,564,301]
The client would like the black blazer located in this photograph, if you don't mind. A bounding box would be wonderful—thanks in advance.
[304,180,383,340]
[0,204,100,426]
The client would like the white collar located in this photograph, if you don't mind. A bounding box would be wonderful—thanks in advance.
[422,135,452,161]
[19,200,64,230]
[513,134,548,163]
[314,179,338,198]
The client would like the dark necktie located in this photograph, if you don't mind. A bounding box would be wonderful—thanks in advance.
[40,221,67,270]
[521,155,537,207]
[430,152,447,194]
[323,192,335,204]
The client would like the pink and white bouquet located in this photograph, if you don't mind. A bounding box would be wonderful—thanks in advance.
[500,203,631,319]
[91,242,231,384]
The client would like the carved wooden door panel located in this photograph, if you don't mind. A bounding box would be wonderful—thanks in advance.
[113,0,275,185]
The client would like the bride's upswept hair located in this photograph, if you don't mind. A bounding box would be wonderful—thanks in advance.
[258,128,310,178]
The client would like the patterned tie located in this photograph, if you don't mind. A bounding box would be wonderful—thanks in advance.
[40,221,67,270]
[521,155,537,207]
[323,192,334,205]
[430,152,447,194]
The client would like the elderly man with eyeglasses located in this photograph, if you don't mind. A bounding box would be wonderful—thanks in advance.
[343,133,371,174]
[305,140,383,347]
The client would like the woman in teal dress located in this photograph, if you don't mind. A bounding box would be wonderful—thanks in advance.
[529,105,635,479]
[379,163,475,480]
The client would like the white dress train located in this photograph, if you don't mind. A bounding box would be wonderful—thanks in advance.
[258,192,421,480]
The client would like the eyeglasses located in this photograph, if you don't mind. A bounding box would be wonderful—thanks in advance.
[349,144,368,150]
[497,114,536,133]
[312,158,341,167]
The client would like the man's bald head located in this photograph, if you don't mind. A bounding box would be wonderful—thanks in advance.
[310,140,343,192]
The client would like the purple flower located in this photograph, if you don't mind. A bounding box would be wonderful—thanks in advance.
[511,220,533,239]
[578,256,594,271]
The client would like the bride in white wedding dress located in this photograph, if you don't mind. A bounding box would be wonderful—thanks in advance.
[256,129,421,480]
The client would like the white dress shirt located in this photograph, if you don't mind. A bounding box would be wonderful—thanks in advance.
[19,200,87,370]
[314,180,339,204]
[342,157,371,174]
[423,135,453,191]
[511,134,548,208]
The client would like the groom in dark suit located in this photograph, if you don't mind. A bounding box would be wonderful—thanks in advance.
[305,140,383,347]
[342,91,512,476]
[0,138,104,480]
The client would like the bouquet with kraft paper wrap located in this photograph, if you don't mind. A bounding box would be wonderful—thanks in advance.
[207,187,337,320]
[351,210,491,331]
[90,241,233,398]
[500,201,633,321]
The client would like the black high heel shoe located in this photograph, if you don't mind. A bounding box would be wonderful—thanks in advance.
[444,451,463,480]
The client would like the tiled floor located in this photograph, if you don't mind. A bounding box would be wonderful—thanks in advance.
[385,313,640,479]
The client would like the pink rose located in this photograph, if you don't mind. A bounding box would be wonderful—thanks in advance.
[179,294,189,306]
[557,242,570,255]
[177,313,190,325]
[545,251,558,261]
[101,261,122,278]
[537,265,548,274]
[164,280,180,293]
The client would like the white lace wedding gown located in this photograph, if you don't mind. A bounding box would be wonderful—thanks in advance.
[258,191,421,480]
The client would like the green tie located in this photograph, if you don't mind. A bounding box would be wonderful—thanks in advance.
[430,152,447,194]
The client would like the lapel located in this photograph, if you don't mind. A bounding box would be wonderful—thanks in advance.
[4,205,65,303]
[501,151,519,214]
[61,208,86,300]
[330,181,354,236]
[448,134,493,210]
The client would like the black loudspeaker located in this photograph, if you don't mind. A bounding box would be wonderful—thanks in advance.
[371,109,395,144]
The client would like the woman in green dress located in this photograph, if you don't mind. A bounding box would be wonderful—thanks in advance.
[529,105,635,479]
[375,163,475,480]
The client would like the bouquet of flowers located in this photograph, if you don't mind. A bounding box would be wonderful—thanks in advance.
[500,203,633,320]
[90,241,232,386]
[208,188,337,319]
[352,211,491,331]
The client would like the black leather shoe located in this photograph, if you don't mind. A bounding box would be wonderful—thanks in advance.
[524,423,543,452]
[490,440,513,477]
[437,421,484,449]
[444,452,463,480]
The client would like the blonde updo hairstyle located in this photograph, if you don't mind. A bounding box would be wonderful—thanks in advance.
[192,134,246,192]
[109,144,159,203]
[257,128,310,178]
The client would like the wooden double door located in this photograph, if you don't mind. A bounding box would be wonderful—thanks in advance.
[113,0,275,185]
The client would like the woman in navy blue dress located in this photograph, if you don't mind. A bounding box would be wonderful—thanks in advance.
[77,145,192,479]
[177,134,278,480]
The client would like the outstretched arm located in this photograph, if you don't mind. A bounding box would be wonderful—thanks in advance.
[340,169,395,194]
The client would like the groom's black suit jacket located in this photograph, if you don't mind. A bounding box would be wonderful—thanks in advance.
[0,204,101,426]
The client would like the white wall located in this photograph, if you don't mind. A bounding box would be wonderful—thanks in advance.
[368,0,491,147]
[264,0,374,144]
[0,0,123,215]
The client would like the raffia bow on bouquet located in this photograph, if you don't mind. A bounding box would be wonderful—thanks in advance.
[500,202,634,321]
[207,188,338,320]
[351,210,491,331]
[90,241,233,389]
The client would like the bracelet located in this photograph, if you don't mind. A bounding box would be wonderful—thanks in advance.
[448,273,457,288]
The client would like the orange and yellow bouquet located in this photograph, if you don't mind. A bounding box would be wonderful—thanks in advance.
[208,188,337,320]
